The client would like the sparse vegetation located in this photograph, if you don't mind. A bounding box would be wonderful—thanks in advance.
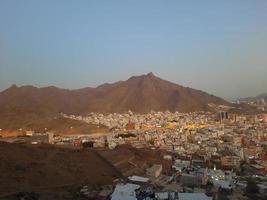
[245,178,260,200]
[115,133,136,138]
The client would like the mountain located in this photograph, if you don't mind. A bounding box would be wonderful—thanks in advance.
[0,73,229,113]
[239,93,267,102]
[257,93,267,99]
[0,73,229,131]
[83,72,229,113]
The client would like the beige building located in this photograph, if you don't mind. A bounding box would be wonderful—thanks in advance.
[221,156,240,169]
[146,164,162,178]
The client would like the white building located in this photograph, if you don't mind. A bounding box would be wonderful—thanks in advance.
[111,183,140,200]
[178,193,212,200]
[128,176,149,183]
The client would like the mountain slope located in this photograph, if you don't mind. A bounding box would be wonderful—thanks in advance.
[239,93,267,102]
[0,73,228,114]
[0,142,122,195]
[0,73,229,131]
[83,72,228,113]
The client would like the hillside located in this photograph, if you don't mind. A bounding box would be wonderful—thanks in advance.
[82,72,229,113]
[239,92,267,102]
[0,115,108,137]
[0,142,166,196]
[0,73,230,131]
[0,142,121,195]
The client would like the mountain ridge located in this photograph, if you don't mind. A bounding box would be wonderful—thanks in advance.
[0,73,230,131]
[238,92,267,102]
[0,72,229,114]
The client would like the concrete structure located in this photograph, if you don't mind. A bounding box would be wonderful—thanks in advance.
[218,111,228,122]
[180,172,207,187]
[146,164,162,178]
[48,132,54,144]
[128,176,149,183]
[155,192,168,200]
[178,193,212,200]
[111,183,140,200]
[213,180,233,191]
[221,155,240,169]
[30,132,54,144]
[25,130,34,137]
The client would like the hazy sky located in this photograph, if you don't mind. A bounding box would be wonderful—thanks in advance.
[0,0,267,100]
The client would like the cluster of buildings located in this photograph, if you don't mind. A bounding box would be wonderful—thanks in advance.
[237,98,266,111]
[62,111,267,175]
[2,109,267,199]
[59,111,267,199]
[105,150,267,200]
[82,159,267,199]
[61,111,211,131]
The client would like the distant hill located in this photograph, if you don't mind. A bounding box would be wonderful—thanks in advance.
[257,93,267,99]
[239,93,267,102]
[0,73,230,131]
